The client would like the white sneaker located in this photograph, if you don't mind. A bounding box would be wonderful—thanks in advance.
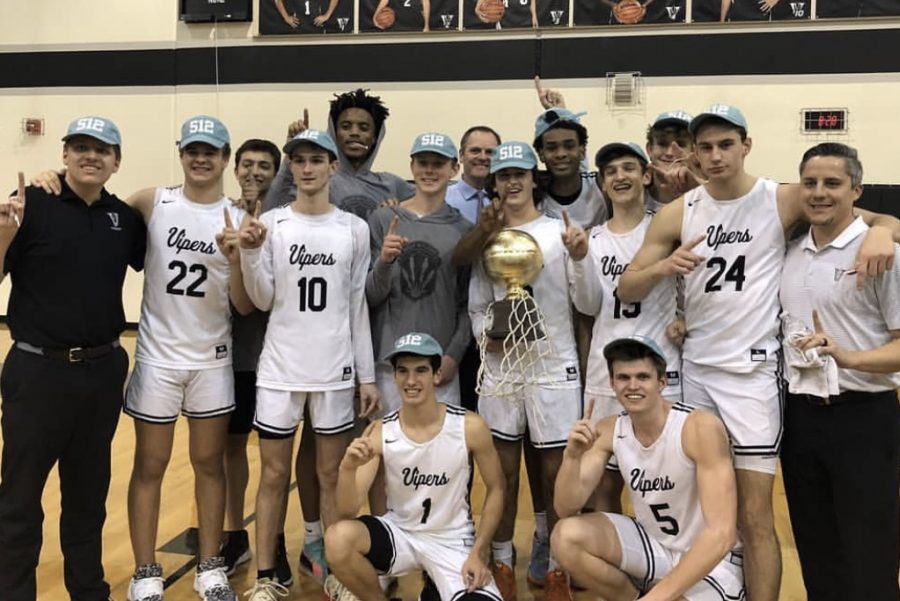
[244,578,290,601]
[193,565,236,601]
[127,575,164,601]
[323,574,361,601]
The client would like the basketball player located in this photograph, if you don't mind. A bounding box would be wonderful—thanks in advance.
[617,104,900,601]
[469,141,587,601]
[263,91,414,219]
[473,0,538,27]
[239,129,380,601]
[323,332,505,601]
[572,142,681,422]
[779,143,899,601]
[274,0,343,29]
[643,110,696,208]
[117,115,254,601]
[552,336,744,601]
[533,108,607,229]
[367,132,473,415]
[369,0,431,31]
[221,139,294,584]
[0,117,145,601]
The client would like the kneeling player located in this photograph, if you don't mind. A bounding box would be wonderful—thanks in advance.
[552,336,744,601]
[324,333,505,601]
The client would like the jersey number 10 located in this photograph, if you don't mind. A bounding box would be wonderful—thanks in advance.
[298,277,328,312]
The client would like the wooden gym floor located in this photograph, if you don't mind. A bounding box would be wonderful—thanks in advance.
[0,329,814,600]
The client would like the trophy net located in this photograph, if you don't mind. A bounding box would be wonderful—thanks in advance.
[476,291,555,399]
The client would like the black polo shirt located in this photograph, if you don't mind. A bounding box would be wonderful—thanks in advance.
[4,180,146,348]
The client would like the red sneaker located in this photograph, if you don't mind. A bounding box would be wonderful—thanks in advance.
[544,569,574,601]
[491,561,518,601]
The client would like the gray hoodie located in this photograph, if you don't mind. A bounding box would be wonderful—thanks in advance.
[263,120,414,218]
[366,204,472,364]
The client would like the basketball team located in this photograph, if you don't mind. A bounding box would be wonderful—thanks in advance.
[0,80,897,601]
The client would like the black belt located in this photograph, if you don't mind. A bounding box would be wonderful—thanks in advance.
[16,340,121,363]
[789,388,890,407]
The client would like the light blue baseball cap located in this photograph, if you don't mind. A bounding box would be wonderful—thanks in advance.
[651,110,693,129]
[689,104,748,135]
[386,332,444,361]
[490,141,538,174]
[409,132,458,160]
[283,129,338,157]
[62,116,122,146]
[534,108,588,142]
[603,335,667,366]
[178,115,230,149]
[594,142,649,169]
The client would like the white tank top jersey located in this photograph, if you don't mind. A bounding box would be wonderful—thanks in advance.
[472,214,581,387]
[135,186,243,369]
[382,405,476,541]
[541,173,609,229]
[614,404,704,555]
[681,178,785,371]
[241,206,375,391]
[582,214,681,399]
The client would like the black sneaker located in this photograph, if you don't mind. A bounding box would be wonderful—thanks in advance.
[220,529,252,576]
[418,572,440,601]
[275,532,294,587]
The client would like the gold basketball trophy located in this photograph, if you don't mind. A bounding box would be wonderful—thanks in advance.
[477,229,553,397]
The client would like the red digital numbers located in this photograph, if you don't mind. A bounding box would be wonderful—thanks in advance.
[817,113,840,128]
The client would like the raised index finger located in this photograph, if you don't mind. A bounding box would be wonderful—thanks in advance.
[683,234,706,250]
[534,75,544,94]
[253,201,261,220]
[562,209,572,230]
[303,108,309,128]
[584,397,595,421]
[223,207,234,229]
[387,215,399,237]
[17,171,25,200]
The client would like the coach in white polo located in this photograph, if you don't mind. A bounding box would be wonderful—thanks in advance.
[779,142,900,601]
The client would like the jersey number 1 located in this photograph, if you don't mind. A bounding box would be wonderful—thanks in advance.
[420,498,432,524]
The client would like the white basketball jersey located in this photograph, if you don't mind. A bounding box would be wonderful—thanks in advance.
[542,174,609,229]
[382,405,476,540]
[582,214,681,401]
[135,187,241,369]
[681,179,784,371]
[472,214,581,387]
[242,206,375,390]
[614,404,703,554]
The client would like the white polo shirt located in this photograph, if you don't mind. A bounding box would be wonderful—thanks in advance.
[780,216,900,393]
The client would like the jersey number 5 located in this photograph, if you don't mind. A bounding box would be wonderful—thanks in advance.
[649,503,680,536]
[166,260,207,297]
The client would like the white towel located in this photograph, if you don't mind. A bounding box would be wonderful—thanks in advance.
[781,317,840,398]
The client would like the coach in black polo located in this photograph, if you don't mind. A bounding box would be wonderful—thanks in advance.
[0,116,146,601]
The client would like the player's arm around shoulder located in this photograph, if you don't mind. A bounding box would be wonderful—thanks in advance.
[465,412,504,546]
[125,187,156,224]
[336,420,384,520]
[618,197,685,303]
[555,413,616,519]
[643,409,738,601]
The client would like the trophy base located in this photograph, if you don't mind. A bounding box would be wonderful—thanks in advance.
[486,297,546,341]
